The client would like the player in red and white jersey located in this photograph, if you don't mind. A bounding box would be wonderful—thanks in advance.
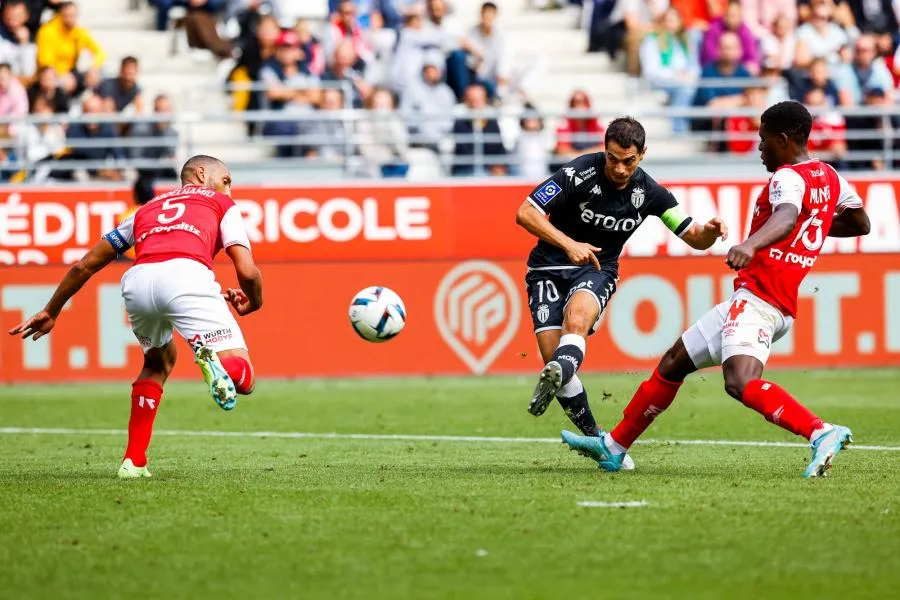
[9,155,264,479]
[560,102,872,478]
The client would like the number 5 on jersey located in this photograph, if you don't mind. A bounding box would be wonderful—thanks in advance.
[158,196,187,224]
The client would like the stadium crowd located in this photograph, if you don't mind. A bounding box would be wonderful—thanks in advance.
[0,0,897,182]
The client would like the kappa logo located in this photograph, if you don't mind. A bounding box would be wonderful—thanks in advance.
[590,185,602,196]
[434,261,521,374]
[563,167,584,186]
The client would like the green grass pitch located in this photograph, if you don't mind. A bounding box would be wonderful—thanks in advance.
[1,369,898,599]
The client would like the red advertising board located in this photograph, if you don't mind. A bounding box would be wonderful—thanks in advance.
[1,178,898,265]
[1,255,898,383]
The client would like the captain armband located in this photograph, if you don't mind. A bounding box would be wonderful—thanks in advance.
[660,207,693,238]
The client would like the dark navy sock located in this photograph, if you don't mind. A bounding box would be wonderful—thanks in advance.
[551,344,583,383]
[557,391,600,437]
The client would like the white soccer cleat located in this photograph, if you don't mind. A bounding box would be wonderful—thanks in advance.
[117,459,151,479]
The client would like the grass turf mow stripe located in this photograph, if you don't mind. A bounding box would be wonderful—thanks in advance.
[0,427,898,452]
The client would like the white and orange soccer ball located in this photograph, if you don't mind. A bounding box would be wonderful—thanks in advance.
[348,286,407,342]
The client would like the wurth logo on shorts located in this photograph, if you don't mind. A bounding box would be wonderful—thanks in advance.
[191,329,234,348]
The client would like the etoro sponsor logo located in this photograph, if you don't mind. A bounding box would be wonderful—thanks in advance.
[434,261,521,374]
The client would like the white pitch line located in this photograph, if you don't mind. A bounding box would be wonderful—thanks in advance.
[577,500,649,508]
[0,427,898,452]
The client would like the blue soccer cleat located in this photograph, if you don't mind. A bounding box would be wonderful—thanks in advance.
[804,425,853,478]
[560,430,634,472]
[194,345,237,411]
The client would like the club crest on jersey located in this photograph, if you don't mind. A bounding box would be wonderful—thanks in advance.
[630,186,645,209]
[537,304,550,324]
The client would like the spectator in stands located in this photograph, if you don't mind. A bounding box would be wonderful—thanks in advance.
[329,0,376,29]
[129,94,179,181]
[228,14,279,116]
[295,19,325,77]
[399,52,456,152]
[184,0,235,60]
[18,94,66,172]
[513,102,550,180]
[451,2,508,101]
[323,40,372,109]
[694,32,751,108]
[451,83,507,176]
[554,90,604,160]
[639,7,699,135]
[0,62,29,127]
[309,87,351,160]
[738,0,797,40]
[28,66,70,113]
[693,31,750,150]
[796,57,846,106]
[794,0,858,68]
[356,87,409,178]
[65,94,125,181]
[22,0,63,38]
[324,0,375,69]
[670,0,726,33]
[36,1,106,95]
[844,86,896,170]
[387,7,430,97]
[804,87,847,168]
[98,56,144,115]
[836,33,895,105]
[760,13,796,73]
[227,0,283,39]
[845,0,897,48]
[724,85,767,153]
[260,30,321,158]
[612,0,668,79]
[587,0,625,57]
[0,0,36,77]
[700,1,760,74]
[424,0,462,52]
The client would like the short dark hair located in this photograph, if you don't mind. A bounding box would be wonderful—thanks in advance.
[121,56,138,68]
[482,2,497,11]
[605,116,646,151]
[761,101,812,145]
[0,63,11,73]
[57,1,75,10]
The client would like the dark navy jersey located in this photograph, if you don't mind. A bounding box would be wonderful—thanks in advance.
[525,153,692,268]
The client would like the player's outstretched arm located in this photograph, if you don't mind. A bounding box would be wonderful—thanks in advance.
[515,200,601,269]
[680,218,729,250]
[827,207,871,238]
[7,239,118,340]
[726,204,799,271]
[224,245,263,316]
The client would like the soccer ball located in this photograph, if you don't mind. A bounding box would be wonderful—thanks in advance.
[348,286,407,342]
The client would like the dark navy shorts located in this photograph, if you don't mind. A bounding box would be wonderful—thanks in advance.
[524,265,619,334]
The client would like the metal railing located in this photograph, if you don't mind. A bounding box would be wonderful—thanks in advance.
[0,102,896,183]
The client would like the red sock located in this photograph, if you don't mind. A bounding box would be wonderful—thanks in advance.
[125,379,163,467]
[610,368,683,449]
[741,380,823,439]
[221,356,254,394]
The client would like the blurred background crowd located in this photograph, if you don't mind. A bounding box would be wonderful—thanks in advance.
[0,0,897,184]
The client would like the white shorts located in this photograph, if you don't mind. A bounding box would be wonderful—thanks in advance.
[682,288,793,370]
[120,258,247,353]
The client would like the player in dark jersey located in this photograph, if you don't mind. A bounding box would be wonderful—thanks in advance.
[515,117,729,443]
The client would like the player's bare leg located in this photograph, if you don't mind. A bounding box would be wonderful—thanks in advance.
[723,355,852,478]
[119,342,177,479]
[529,291,596,417]
[562,338,695,471]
